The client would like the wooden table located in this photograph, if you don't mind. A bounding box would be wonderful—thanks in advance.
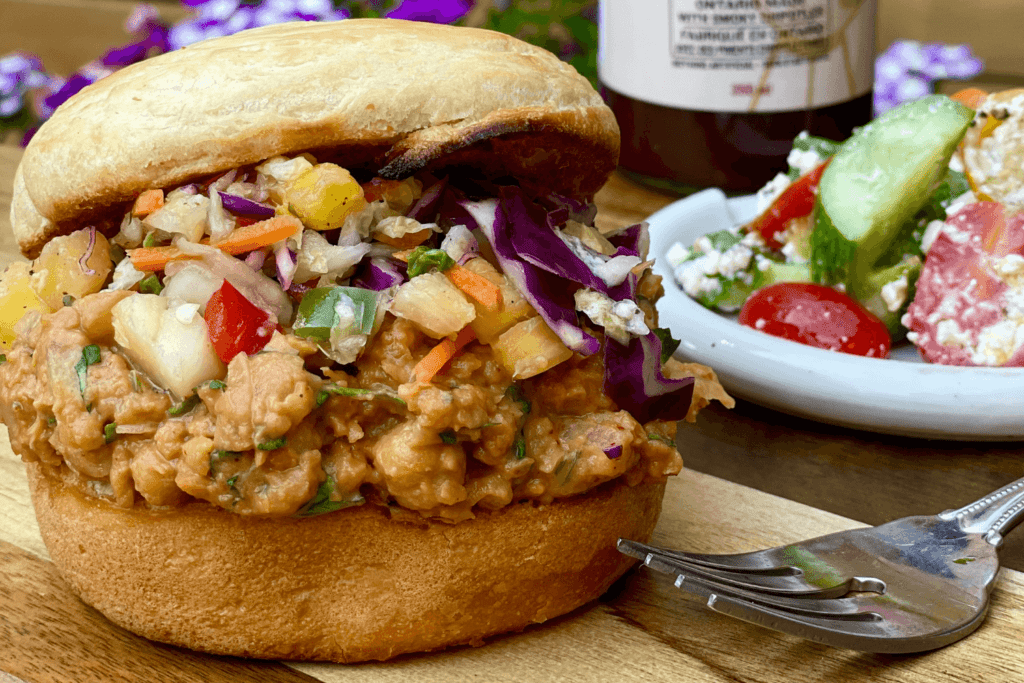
[2,142,1024,680]
[4,2,1024,676]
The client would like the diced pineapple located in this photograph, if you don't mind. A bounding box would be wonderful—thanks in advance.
[390,272,476,338]
[111,293,226,397]
[462,258,537,344]
[31,228,112,310]
[492,316,573,379]
[286,163,367,231]
[142,191,209,243]
[0,262,51,350]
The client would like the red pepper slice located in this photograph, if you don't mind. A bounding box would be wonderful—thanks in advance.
[747,159,831,250]
[739,282,891,358]
[204,280,277,363]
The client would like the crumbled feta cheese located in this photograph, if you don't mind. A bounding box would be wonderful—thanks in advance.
[574,289,649,345]
[935,319,971,348]
[880,274,909,313]
[756,172,791,214]
[787,145,824,177]
[944,190,977,219]
[666,242,690,268]
[970,319,1024,365]
[920,219,946,253]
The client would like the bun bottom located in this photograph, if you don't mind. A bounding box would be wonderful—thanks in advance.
[26,462,665,662]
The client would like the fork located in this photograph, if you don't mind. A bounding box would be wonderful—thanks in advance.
[618,475,1024,653]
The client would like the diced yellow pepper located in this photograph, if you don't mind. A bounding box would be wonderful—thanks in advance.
[0,261,52,350]
[286,163,367,231]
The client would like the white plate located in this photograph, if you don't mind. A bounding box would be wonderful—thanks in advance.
[649,188,1024,441]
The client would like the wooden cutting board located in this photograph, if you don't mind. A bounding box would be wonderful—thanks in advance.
[2,427,1023,683]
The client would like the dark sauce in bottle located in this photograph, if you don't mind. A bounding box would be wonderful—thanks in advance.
[605,89,874,195]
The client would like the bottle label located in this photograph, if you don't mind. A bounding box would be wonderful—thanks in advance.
[599,0,876,113]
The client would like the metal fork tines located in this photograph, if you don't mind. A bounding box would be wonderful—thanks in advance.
[619,535,988,654]
[618,474,1024,654]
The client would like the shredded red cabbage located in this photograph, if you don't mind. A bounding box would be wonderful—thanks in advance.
[351,257,407,291]
[219,192,276,219]
[78,227,97,275]
[275,245,298,290]
[540,193,598,226]
[244,250,266,270]
[466,198,600,356]
[604,332,694,424]
[607,222,649,259]
[603,444,623,459]
[407,178,448,222]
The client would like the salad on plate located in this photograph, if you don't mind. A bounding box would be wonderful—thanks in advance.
[668,88,1024,368]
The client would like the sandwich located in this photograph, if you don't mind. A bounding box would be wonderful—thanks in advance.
[0,18,731,662]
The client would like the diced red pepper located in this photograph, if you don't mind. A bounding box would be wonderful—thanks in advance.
[748,159,831,250]
[204,280,277,363]
[739,282,891,358]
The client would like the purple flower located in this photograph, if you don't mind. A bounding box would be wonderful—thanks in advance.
[0,51,60,120]
[386,0,472,23]
[874,40,984,116]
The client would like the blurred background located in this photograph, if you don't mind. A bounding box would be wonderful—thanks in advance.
[0,0,1016,146]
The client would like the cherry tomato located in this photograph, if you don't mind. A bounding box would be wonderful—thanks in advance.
[748,159,831,249]
[204,280,277,363]
[738,282,891,358]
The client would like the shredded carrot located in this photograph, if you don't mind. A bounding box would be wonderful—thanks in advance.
[129,215,302,271]
[446,264,503,312]
[413,326,477,383]
[391,249,414,263]
[951,87,988,110]
[132,189,164,217]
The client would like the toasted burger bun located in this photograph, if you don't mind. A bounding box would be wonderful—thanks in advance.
[12,18,619,258]
[27,462,663,662]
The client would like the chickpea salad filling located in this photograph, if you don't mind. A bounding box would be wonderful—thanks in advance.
[0,155,729,521]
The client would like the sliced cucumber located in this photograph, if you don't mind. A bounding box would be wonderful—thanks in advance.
[855,256,922,339]
[810,95,974,290]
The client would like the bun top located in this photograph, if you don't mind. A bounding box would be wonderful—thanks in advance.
[12,19,619,257]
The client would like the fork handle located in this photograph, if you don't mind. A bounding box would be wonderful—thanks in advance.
[940,476,1024,546]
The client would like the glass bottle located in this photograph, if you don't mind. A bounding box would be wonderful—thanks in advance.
[598,0,877,195]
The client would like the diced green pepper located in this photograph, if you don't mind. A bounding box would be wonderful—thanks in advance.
[406,247,454,277]
[103,422,117,443]
[294,286,378,341]
[138,273,164,294]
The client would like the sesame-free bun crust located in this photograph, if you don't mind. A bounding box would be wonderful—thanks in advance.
[13,19,619,257]
[27,462,662,662]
